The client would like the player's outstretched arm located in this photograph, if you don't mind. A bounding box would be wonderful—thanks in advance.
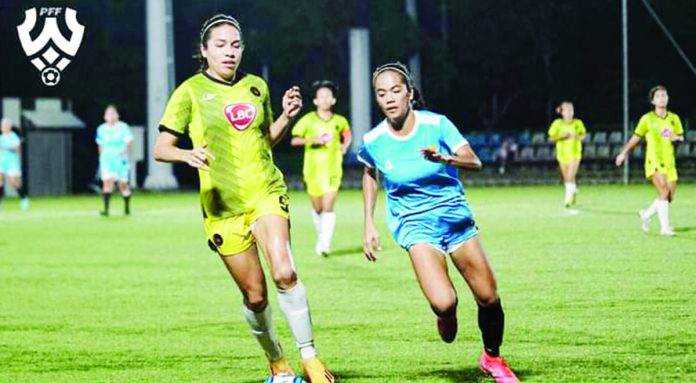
[615,134,641,166]
[269,86,302,146]
[153,131,215,171]
[362,167,381,262]
[421,144,482,170]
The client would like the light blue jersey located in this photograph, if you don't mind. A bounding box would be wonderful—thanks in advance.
[358,110,477,252]
[96,122,133,181]
[0,131,22,176]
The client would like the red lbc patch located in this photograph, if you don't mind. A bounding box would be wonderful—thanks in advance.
[224,103,257,131]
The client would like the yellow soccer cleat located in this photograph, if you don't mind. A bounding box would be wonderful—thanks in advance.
[300,357,334,383]
[269,356,295,376]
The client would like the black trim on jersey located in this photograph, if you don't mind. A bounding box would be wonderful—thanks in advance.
[158,124,185,137]
[201,70,248,87]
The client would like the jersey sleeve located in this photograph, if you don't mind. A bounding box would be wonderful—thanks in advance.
[159,83,192,136]
[672,114,684,136]
[439,116,469,154]
[634,115,649,137]
[123,124,134,143]
[338,115,351,133]
[357,142,375,168]
[95,126,104,145]
[291,114,309,137]
[576,120,587,136]
[547,119,560,139]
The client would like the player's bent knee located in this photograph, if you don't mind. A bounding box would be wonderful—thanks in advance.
[271,267,297,288]
[476,293,500,306]
[245,296,268,312]
[429,295,458,317]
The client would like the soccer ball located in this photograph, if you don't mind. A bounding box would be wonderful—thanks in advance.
[41,67,61,86]
[264,373,305,383]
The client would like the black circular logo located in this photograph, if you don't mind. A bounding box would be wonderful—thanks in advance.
[213,233,224,246]
[250,86,261,97]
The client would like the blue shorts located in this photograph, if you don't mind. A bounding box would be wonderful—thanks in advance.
[390,203,478,254]
[100,156,130,182]
[0,154,21,176]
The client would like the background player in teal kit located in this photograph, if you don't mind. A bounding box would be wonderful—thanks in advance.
[0,117,29,210]
[96,105,134,216]
[359,63,519,383]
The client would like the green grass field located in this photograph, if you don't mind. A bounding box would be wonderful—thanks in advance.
[1,184,695,383]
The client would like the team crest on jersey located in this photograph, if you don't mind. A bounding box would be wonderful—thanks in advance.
[385,160,393,171]
[224,103,257,131]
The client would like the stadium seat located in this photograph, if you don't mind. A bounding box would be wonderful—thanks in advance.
[676,143,691,158]
[611,145,623,158]
[531,132,546,145]
[593,132,607,144]
[583,132,592,143]
[608,131,623,144]
[477,147,495,163]
[596,144,611,159]
[686,130,696,143]
[518,146,534,161]
[583,144,597,159]
[517,131,531,145]
[632,145,643,159]
[536,146,553,161]
[487,133,502,146]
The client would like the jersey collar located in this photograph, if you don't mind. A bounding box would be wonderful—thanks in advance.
[201,70,247,87]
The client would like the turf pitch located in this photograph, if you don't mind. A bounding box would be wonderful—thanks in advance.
[1,184,695,382]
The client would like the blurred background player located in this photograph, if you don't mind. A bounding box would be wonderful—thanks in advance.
[291,80,352,256]
[547,101,586,208]
[497,135,518,175]
[0,117,29,210]
[615,85,684,236]
[96,105,134,216]
[359,62,519,383]
[152,14,333,382]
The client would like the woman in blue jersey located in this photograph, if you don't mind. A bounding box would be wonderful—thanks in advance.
[358,63,518,383]
[96,105,133,216]
[0,117,29,210]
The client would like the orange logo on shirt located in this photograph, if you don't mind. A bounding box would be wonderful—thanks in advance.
[224,103,257,131]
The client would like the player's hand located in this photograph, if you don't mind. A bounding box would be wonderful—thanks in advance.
[420,146,451,164]
[615,152,626,167]
[184,145,215,171]
[282,86,303,119]
[363,223,381,262]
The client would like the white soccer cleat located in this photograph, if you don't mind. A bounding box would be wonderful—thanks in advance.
[20,198,30,211]
[638,210,650,233]
[660,227,676,237]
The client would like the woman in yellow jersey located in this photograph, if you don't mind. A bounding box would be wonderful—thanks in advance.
[291,81,352,256]
[547,101,586,207]
[615,85,684,236]
[152,15,333,382]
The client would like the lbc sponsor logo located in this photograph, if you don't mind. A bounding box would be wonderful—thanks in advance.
[224,103,257,131]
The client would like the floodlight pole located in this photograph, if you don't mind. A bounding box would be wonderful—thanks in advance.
[144,0,178,190]
[622,0,629,185]
[405,0,422,89]
[349,0,371,154]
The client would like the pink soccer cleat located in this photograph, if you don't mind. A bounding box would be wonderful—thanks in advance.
[479,351,520,383]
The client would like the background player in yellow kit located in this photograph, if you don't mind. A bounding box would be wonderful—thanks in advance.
[291,81,352,256]
[152,14,333,382]
[547,101,586,208]
[615,85,684,236]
